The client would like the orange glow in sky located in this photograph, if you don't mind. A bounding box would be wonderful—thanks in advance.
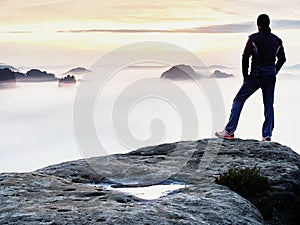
[0,0,299,67]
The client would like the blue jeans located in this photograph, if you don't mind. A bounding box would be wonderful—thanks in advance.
[225,75,276,137]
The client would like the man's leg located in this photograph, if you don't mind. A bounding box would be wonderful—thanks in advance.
[261,76,276,138]
[225,77,260,133]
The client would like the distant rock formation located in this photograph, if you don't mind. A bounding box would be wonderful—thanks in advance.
[0,68,59,83]
[0,63,19,72]
[14,72,28,82]
[160,64,202,80]
[25,69,58,82]
[1,139,299,224]
[160,65,234,80]
[211,70,234,78]
[58,75,76,87]
[62,67,91,76]
[0,68,16,88]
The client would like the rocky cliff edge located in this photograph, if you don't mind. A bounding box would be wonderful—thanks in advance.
[0,139,299,225]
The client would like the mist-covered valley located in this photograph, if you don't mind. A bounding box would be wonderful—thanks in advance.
[1,65,299,172]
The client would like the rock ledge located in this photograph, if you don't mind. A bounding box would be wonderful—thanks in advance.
[0,138,299,225]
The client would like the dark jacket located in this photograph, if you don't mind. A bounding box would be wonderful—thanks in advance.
[242,27,286,79]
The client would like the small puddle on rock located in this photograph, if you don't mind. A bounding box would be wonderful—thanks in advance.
[89,181,187,200]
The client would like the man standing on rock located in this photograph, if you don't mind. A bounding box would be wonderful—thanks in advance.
[216,14,286,142]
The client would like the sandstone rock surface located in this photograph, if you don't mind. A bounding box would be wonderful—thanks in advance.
[1,139,299,224]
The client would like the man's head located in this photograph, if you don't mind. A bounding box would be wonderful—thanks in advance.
[257,14,270,28]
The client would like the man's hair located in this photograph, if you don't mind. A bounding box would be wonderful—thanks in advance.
[257,14,270,28]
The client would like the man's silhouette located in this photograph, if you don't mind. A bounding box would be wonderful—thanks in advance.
[216,14,286,142]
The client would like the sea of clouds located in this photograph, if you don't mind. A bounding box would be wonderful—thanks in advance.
[0,66,299,172]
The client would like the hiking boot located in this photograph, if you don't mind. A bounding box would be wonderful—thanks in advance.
[215,130,234,140]
[262,136,271,142]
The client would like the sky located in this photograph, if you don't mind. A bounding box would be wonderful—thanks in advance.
[1,0,300,172]
[0,0,300,69]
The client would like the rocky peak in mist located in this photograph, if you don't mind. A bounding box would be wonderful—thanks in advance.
[0,63,19,72]
[0,68,16,88]
[62,67,91,76]
[0,67,59,84]
[58,75,76,87]
[160,64,202,80]
[211,70,234,78]
[161,64,234,80]
[25,69,58,82]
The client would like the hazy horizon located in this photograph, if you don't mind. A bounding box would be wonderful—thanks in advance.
[1,65,300,172]
[1,1,300,67]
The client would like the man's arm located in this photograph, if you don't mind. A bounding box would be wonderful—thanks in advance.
[275,43,286,74]
[242,37,252,81]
